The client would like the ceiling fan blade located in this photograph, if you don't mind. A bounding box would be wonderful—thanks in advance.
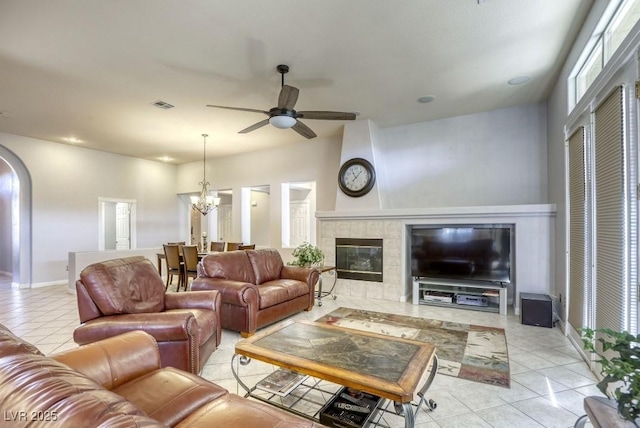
[239,119,270,134]
[277,85,299,110]
[207,105,269,115]
[296,111,357,121]
[291,120,317,139]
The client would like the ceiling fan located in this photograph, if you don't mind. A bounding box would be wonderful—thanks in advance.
[207,65,356,139]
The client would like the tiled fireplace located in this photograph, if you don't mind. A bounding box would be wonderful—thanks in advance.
[316,204,556,312]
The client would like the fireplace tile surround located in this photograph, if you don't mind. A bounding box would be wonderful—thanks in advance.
[316,204,556,314]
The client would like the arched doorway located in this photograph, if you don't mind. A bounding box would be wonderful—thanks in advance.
[0,145,32,288]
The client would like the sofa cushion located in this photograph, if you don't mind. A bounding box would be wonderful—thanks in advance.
[0,323,43,358]
[247,248,284,285]
[114,367,228,427]
[80,256,165,315]
[0,353,153,427]
[258,279,311,309]
[200,251,256,284]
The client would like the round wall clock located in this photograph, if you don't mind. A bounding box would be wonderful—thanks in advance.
[338,158,376,197]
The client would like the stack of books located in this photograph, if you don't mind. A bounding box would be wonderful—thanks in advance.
[255,369,308,397]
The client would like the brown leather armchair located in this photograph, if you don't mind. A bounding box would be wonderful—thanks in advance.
[74,256,221,374]
[191,248,319,337]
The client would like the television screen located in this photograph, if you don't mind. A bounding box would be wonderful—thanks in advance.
[411,226,511,283]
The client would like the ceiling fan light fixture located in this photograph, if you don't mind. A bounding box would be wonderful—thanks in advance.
[269,115,296,129]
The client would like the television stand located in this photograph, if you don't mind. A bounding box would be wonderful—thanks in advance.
[412,278,507,315]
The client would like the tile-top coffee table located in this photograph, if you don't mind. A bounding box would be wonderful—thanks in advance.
[232,319,438,428]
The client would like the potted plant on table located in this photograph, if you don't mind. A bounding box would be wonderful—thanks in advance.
[289,242,324,268]
[581,327,640,425]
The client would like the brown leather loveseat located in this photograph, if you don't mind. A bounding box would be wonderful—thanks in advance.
[0,324,320,427]
[191,248,319,337]
[74,256,221,374]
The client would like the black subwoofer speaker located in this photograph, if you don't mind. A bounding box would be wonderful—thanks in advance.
[520,293,553,328]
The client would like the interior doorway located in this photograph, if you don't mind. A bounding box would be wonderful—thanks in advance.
[98,198,136,250]
[0,145,32,288]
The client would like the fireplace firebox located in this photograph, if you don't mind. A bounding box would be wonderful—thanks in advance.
[335,238,383,282]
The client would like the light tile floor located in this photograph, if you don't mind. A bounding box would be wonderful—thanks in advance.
[0,275,600,428]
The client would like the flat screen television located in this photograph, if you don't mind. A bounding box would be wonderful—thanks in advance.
[411,225,511,284]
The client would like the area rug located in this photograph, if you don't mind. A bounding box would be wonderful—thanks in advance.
[315,308,510,388]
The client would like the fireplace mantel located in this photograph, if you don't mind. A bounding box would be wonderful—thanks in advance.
[316,204,556,314]
[316,204,556,220]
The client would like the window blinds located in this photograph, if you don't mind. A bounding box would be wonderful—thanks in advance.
[568,126,588,330]
[594,85,626,331]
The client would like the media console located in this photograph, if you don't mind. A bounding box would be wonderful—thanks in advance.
[412,278,507,315]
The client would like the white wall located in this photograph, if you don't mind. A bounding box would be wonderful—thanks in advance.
[177,136,343,261]
[250,189,270,246]
[377,103,548,208]
[0,132,181,286]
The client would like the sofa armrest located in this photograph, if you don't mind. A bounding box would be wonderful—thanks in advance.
[165,290,221,313]
[191,277,259,307]
[281,266,320,286]
[53,330,161,391]
[73,312,196,345]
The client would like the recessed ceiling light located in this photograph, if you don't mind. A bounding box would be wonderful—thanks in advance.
[508,76,530,85]
[158,156,174,162]
[417,95,437,104]
[63,137,83,144]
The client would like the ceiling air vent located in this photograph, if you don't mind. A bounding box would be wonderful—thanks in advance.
[151,100,175,109]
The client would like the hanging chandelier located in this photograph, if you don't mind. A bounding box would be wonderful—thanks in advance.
[190,134,220,215]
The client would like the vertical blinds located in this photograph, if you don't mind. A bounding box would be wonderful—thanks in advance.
[568,126,587,330]
[594,85,626,331]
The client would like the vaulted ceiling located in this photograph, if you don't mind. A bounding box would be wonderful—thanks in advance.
[0,0,593,164]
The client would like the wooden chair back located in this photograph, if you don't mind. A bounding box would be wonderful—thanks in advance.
[162,244,183,291]
[163,244,182,270]
[210,241,226,252]
[238,244,255,250]
[226,242,243,251]
[181,245,199,291]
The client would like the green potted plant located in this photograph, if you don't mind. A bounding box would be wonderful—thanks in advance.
[581,327,640,425]
[289,242,324,267]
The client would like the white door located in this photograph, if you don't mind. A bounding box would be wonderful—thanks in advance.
[290,201,310,247]
[217,204,232,241]
[115,202,130,250]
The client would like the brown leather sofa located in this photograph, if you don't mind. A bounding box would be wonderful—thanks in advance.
[74,256,221,374]
[0,324,321,427]
[191,248,319,337]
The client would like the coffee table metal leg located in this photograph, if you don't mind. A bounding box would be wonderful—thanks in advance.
[403,402,415,428]
[231,354,252,395]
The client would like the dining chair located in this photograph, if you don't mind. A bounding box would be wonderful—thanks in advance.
[210,241,226,252]
[163,244,183,291]
[181,245,199,291]
[238,244,255,250]
[226,242,243,251]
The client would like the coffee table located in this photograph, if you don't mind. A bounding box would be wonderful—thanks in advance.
[232,319,438,428]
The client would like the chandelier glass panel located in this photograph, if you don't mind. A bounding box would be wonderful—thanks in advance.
[191,134,220,215]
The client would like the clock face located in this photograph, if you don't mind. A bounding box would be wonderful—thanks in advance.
[338,158,376,197]
[343,164,371,191]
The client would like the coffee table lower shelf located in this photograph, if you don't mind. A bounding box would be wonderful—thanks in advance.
[231,354,438,428]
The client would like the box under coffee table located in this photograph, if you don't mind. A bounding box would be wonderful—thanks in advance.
[232,319,438,428]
